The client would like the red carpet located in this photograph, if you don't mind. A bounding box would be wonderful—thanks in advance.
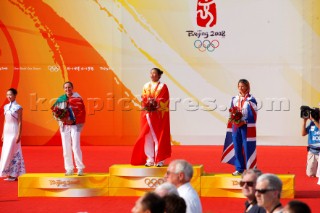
[0,145,319,213]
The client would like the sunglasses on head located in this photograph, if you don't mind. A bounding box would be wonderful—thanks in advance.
[255,189,275,194]
[239,181,255,187]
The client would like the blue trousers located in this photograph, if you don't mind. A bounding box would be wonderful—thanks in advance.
[232,125,248,172]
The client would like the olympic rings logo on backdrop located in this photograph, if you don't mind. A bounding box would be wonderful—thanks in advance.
[144,178,165,188]
[194,39,219,52]
[48,65,60,72]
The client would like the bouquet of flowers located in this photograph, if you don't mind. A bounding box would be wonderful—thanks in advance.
[228,106,243,125]
[142,97,158,112]
[51,106,70,122]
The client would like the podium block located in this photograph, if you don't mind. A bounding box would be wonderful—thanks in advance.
[17,166,295,198]
[108,164,203,196]
[200,173,295,198]
[18,173,109,197]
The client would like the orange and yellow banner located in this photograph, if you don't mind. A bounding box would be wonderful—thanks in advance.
[1,0,319,145]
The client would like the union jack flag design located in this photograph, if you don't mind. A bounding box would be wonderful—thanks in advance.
[221,95,257,169]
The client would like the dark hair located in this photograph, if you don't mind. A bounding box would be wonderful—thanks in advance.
[163,194,186,213]
[238,79,250,86]
[151,68,163,76]
[8,88,18,95]
[287,200,311,213]
[141,192,165,213]
[238,79,250,93]
[63,81,74,88]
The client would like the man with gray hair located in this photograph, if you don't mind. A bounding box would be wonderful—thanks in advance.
[255,173,283,213]
[154,182,179,197]
[240,169,266,213]
[165,159,202,213]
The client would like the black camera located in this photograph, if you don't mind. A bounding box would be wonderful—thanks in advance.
[300,105,320,121]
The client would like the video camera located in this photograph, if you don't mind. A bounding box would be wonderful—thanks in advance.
[300,105,320,121]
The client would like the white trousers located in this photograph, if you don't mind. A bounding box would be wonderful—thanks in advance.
[306,151,318,177]
[60,124,85,171]
[144,131,158,163]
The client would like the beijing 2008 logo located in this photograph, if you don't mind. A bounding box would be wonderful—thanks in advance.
[197,0,217,28]
[186,0,225,53]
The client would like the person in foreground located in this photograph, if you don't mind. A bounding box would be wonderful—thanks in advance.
[163,193,187,213]
[240,169,265,213]
[221,79,258,176]
[51,81,86,176]
[255,173,283,213]
[154,182,179,197]
[0,88,26,181]
[131,68,171,167]
[131,191,165,213]
[282,200,311,213]
[301,110,320,177]
[165,159,202,213]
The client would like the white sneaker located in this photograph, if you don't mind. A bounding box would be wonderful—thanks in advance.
[77,169,84,176]
[156,161,164,167]
[65,170,73,176]
[4,177,17,181]
[145,162,154,167]
[232,171,242,176]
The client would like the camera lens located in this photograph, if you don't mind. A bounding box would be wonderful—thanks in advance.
[302,111,310,118]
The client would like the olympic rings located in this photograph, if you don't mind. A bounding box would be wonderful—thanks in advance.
[48,65,60,72]
[144,178,165,188]
[194,39,219,52]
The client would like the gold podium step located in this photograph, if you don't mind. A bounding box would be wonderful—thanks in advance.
[108,164,203,196]
[18,165,295,198]
[18,173,109,197]
[201,173,295,198]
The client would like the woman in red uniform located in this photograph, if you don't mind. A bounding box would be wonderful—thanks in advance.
[131,68,171,167]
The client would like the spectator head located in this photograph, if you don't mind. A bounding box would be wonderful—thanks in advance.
[241,169,262,202]
[163,194,187,213]
[131,192,165,213]
[283,200,311,213]
[154,182,178,197]
[255,173,283,211]
[165,160,193,187]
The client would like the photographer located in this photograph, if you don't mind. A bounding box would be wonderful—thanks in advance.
[301,111,320,177]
